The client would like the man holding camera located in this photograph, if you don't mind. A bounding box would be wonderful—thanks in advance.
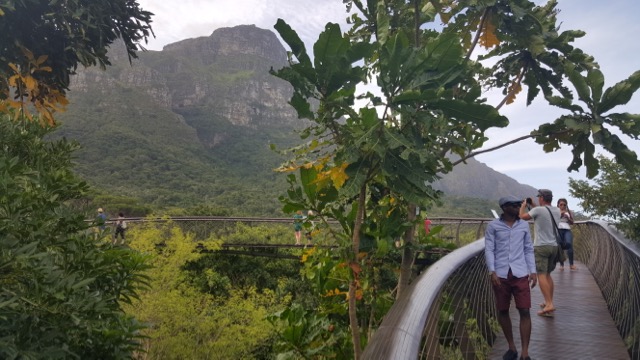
[519,189,561,318]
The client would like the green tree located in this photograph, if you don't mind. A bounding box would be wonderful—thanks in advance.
[0,0,153,123]
[0,114,151,359]
[569,155,640,240]
[124,221,282,359]
[272,0,640,357]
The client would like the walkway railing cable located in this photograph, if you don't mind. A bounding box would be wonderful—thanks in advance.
[574,220,640,359]
[362,220,640,359]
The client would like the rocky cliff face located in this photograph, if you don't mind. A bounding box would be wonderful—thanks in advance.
[70,25,297,130]
[163,25,287,67]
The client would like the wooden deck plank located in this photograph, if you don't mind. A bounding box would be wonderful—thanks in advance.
[489,260,630,360]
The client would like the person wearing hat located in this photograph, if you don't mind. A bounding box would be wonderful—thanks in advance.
[96,208,107,231]
[519,189,561,318]
[485,195,537,360]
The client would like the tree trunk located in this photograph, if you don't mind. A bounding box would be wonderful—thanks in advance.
[349,185,367,359]
[397,203,417,299]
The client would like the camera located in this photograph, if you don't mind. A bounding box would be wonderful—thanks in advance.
[526,197,533,205]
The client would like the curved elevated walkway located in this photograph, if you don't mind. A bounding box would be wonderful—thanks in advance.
[489,260,629,359]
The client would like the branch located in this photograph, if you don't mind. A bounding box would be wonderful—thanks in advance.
[414,0,420,47]
[495,63,528,111]
[452,133,536,166]
[464,8,490,63]
[450,128,572,167]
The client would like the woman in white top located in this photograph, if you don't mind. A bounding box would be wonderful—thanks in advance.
[557,198,576,270]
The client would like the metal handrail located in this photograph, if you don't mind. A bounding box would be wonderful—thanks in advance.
[574,220,640,359]
[362,220,640,360]
[362,239,489,359]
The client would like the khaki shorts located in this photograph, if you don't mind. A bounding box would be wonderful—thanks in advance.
[535,245,558,273]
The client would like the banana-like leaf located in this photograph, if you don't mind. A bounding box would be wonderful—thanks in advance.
[544,95,584,113]
[274,19,311,68]
[430,99,509,130]
[313,23,349,69]
[608,112,640,138]
[599,70,640,113]
[586,68,604,103]
[564,63,591,105]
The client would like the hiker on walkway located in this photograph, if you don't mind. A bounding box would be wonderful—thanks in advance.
[557,198,577,271]
[293,210,304,245]
[305,210,314,245]
[486,195,537,360]
[113,212,127,244]
[519,189,561,318]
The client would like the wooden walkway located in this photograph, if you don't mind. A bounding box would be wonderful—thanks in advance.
[489,260,630,360]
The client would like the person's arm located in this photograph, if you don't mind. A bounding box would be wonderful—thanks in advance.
[522,223,537,288]
[484,222,500,285]
[519,201,532,221]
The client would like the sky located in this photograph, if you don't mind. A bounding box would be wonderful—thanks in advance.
[136,0,640,214]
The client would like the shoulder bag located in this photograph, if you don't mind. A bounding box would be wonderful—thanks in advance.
[545,206,568,249]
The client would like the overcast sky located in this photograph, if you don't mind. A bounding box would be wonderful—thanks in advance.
[136,0,640,214]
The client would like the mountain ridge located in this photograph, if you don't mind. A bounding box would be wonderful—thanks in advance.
[55,24,536,216]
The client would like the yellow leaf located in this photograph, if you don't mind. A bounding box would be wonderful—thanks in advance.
[329,162,349,189]
[505,81,522,105]
[8,75,19,87]
[0,8,4,16]
[36,55,48,66]
[479,14,500,49]
[23,76,37,91]
[8,63,19,73]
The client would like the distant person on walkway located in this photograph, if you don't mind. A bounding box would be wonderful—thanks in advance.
[293,210,304,245]
[94,208,107,239]
[113,212,127,244]
[519,189,561,318]
[96,208,107,230]
[423,216,432,235]
[305,210,314,245]
[485,195,537,360]
[557,198,576,270]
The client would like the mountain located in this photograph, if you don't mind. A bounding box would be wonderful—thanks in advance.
[54,24,536,216]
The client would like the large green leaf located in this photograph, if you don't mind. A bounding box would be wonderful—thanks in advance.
[430,100,509,131]
[607,112,640,138]
[599,70,640,113]
[274,19,312,68]
[586,68,605,103]
[564,63,591,105]
[544,95,585,113]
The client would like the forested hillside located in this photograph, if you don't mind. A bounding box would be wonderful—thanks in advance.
[54,24,536,216]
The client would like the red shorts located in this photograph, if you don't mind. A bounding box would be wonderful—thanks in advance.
[492,269,531,311]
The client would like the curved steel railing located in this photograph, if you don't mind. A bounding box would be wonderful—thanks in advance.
[574,220,640,359]
[362,220,640,360]
[361,239,494,359]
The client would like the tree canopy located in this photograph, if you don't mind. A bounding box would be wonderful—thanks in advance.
[570,155,640,240]
[0,0,153,123]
